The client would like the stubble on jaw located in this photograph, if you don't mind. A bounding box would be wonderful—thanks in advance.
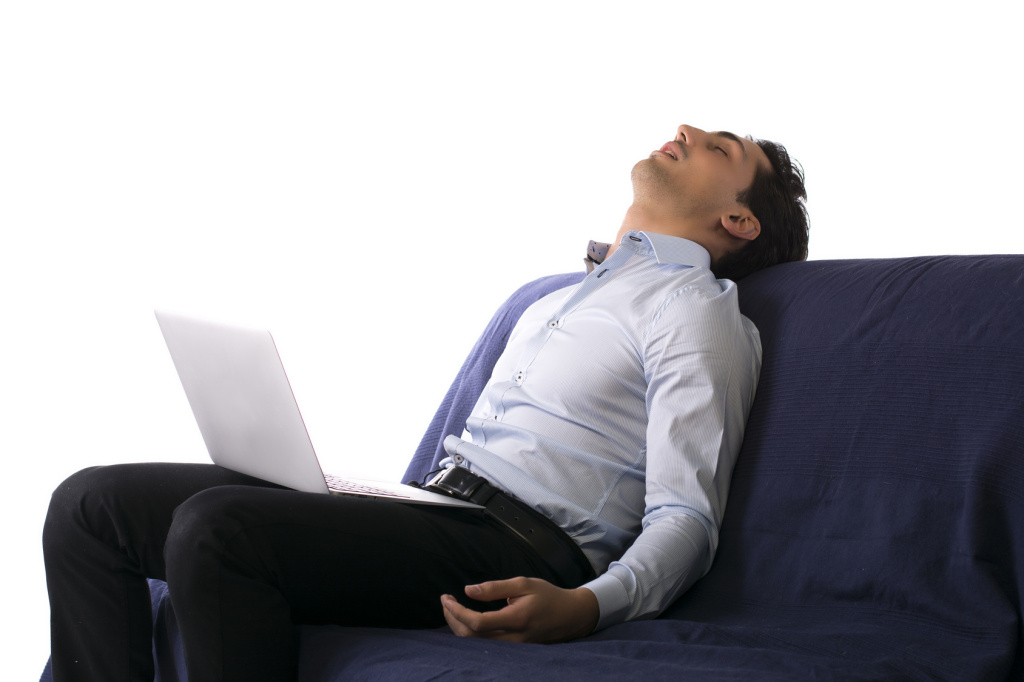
[630,157,675,204]
[630,157,723,221]
[630,157,695,218]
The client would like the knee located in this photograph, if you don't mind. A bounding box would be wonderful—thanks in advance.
[43,466,112,555]
[164,487,256,582]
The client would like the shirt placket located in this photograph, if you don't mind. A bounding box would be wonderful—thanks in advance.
[490,250,634,423]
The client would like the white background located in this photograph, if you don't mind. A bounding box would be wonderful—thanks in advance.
[3,1,1022,677]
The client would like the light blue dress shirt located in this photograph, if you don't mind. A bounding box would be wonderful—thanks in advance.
[442,230,761,629]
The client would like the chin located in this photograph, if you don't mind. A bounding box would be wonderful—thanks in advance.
[631,158,674,197]
[631,157,658,184]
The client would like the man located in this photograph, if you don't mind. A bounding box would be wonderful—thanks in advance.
[44,124,809,681]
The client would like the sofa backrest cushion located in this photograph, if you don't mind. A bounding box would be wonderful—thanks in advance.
[669,256,1024,679]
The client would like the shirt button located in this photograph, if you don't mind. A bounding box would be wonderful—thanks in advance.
[453,454,465,464]
[548,319,559,329]
[514,371,525,384]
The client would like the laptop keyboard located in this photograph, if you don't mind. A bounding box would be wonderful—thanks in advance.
[324,474,411,499]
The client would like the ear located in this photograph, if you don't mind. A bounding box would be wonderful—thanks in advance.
[720,210,761,242]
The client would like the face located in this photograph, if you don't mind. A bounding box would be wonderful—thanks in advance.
[632,124,769,223]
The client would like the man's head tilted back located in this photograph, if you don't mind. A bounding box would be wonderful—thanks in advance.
[622,124,810,280]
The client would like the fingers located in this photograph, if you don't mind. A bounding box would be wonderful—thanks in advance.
[440,594,527,642]
[442,577,582,643]
[464,576,535,603]
[440,577,538,640]
[442,579,600,644]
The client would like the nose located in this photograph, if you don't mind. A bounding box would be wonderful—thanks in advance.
[675,124,704,146]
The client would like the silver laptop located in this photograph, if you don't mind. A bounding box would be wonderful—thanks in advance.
[155,310,481,509]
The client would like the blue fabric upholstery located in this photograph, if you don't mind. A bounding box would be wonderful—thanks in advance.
[43,256,1024,681]
[664,256,1024,680]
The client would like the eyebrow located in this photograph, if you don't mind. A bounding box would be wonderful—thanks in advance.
[714,131,748,160]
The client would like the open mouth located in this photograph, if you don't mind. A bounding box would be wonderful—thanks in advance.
[658,142,680,160]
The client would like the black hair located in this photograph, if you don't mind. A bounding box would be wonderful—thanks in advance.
[712,138,809,281]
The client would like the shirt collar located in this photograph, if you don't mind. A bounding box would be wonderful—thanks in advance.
[583,231,711,274]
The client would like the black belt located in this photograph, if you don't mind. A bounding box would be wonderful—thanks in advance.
[425,467,596,588]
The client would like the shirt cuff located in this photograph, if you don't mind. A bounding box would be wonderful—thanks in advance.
[581,571,632,631]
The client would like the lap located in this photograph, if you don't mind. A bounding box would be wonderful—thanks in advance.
[168,481,558,627]
[57,462,557,628]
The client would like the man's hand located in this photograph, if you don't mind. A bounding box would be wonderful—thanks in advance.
[440,576,599,643]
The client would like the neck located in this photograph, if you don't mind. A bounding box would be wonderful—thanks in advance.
[608,203,699,258]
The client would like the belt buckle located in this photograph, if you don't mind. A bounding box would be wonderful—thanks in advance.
[428,467,485,501]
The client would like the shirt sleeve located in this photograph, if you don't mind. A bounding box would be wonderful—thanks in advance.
[582,283,759,629]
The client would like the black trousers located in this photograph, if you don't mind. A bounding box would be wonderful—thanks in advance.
[43,463,565,682]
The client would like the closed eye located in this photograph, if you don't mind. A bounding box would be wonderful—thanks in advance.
[715,146,728,156]
[713,131,748,160]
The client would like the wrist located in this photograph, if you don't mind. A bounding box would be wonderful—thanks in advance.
[569,586,600,639]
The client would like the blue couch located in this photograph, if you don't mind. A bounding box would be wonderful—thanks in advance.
[43,255,1024,681]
